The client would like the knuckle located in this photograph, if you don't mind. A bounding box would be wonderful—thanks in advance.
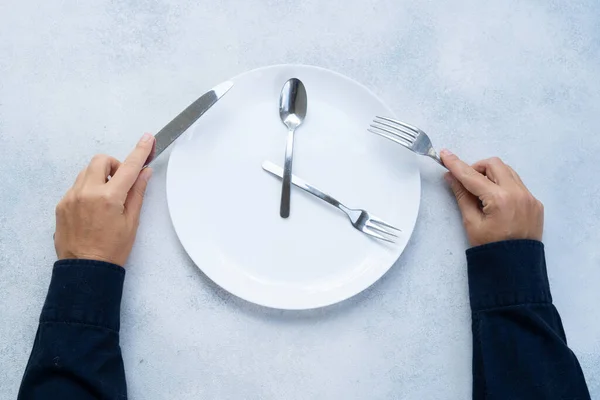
[462,215,473,228]
[461,168,480,182]
[66,190,77,203]
[536,199,544,212]
[120,160,137,172]
[100,190,120,205]
[457,169,471,181]
[91,154,108,164]
[132,185,146,199]
[99,192,111,203]
[74,191,89,204]
[519,192,539,210]
[516,192,532,205]
[449,179,464,195]
[454,186,468,202]
[489,156,503,165]
[55,200,66,214]
[493,190,510,207]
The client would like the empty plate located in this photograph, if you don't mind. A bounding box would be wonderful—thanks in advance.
[166,64,420,309]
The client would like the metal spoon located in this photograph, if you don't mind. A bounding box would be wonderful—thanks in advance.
[279,78,307,218]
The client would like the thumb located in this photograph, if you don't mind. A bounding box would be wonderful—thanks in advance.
[445,172,481,222]
[125,168,153,220]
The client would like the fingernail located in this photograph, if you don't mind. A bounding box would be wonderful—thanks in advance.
[140,133,153,143]
[441,149,453,157]
[444,173,454,184]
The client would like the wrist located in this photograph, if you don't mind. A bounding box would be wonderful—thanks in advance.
[469,232,543,247]
[57,250,124,267]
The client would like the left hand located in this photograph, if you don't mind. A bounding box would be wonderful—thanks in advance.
[54,133,155,266]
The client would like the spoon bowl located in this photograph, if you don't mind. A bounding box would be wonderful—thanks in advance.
[279,79,307,130]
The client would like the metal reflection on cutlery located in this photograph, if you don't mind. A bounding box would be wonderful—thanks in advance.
[278,78,307,218]
[144,81,234,167]
[368,116,446,168]
[262,161,401,243]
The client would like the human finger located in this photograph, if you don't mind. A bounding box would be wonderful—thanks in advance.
[440,150,495,197]
[445,172,482,223]
[506,165,527,188]
[86,154,121,184]
[124,167,153,222]
[73,168,87,190]
[110,133,155,194]
[472,157,515,187]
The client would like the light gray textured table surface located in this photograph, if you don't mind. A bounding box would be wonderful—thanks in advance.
[1,1,599,399]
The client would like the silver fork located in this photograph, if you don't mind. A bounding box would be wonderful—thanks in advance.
[368,116,446,168]
[262,161,401,243]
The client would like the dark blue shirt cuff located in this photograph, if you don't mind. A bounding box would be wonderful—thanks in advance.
[40,259,125,332]
[466,239,551,312]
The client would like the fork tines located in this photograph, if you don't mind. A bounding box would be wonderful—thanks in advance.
[364,216,401,243]
[368,116,418,148]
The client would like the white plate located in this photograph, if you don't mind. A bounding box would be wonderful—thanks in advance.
[166,65,420,309]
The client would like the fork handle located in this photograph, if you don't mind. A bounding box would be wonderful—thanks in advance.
[263,161,349,213]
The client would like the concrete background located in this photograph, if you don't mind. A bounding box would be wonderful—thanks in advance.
[1,0,599,398]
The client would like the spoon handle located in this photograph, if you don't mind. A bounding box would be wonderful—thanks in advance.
[280,128,295,218]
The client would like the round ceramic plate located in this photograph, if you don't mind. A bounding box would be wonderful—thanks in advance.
[166,65,420,309]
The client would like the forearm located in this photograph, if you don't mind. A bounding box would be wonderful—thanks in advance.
[468,240,590,400]
[18,260,128,400]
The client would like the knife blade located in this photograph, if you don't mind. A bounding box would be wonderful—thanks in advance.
[145,80,234,166]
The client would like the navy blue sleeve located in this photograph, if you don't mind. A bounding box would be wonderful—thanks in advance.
[18,259,128,400]
[467,240,590,400]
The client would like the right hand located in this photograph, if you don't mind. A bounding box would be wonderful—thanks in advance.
[440,150,544,247]
[54,133,155,267]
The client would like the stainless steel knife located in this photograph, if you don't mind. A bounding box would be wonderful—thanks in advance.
[145,80,234,166]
